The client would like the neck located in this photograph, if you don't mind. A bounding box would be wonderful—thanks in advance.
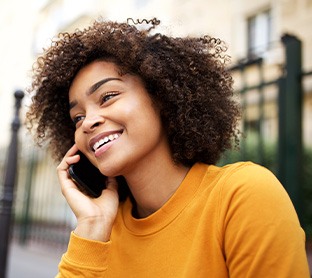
[124,157,190,219]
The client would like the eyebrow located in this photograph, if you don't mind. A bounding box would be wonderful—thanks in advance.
[69,77,122,110]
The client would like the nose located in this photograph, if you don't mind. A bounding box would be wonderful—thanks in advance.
[81,112,105,133]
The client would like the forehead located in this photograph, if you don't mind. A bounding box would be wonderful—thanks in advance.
[68,60,150,106]
[70,61,121,88]
[68,61,124,103]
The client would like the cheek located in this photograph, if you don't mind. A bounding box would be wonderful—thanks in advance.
[126,95,160,122]
[74,130,84,149]
[127,100,161,126]
[135,108,164,140]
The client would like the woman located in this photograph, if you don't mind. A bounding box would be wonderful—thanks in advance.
[26,18,310,277]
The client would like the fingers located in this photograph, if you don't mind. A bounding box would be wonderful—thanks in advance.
[57,144,80,172]
[57,145,120,205]
[56,144,81,198]
[56,145,120,239]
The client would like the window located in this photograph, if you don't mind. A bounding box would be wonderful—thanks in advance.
[247,10,272,58]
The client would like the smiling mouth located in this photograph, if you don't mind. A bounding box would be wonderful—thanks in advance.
[92,132,122,151]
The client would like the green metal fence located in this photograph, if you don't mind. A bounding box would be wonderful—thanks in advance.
[11,141,73,251]
[223,34,312,233]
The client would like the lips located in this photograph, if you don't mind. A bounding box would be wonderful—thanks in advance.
[89,130,123,152]
[93,133,122,151]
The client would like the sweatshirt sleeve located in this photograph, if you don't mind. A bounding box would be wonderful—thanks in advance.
[55,232,111,278]
[219,163,310,278]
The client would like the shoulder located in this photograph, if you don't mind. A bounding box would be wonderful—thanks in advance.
[217,161,277,181]
[196,161,285,201]
[208,163,309,277]
[210,161,300,226]
[213,161,284,196]
[190,162,298,222]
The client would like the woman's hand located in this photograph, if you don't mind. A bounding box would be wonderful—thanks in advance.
[56,144,119,242]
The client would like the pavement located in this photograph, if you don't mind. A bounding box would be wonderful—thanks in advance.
[6,241,65,278]
[5,240,312,277]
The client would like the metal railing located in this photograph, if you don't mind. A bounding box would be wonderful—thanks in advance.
[226,34,309,226]
[0,90,24,278]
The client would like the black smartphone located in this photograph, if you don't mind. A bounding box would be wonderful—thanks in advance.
[68,152,106,198]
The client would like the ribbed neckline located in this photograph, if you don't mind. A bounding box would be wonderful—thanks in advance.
[121,163,208,236]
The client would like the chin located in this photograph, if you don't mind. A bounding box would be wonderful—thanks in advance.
[98,163,122,178]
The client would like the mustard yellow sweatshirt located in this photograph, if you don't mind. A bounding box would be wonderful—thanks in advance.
[57,162,310,277]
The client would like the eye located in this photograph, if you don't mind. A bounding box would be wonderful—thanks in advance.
[101,92,119,104]
[72,115,85,126]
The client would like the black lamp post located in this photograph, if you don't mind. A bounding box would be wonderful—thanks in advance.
[0,90,24,278]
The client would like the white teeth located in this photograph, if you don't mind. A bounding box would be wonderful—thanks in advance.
[94,141,100,150]
[92,133,121,151]
[99,138,105,145]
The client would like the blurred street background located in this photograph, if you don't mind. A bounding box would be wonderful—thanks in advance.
[7,241,63,278]
[0,0,312,277]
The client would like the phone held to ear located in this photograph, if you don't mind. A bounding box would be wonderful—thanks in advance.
[68,152,106,198]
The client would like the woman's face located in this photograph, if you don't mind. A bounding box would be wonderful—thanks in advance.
[68,60,169,177]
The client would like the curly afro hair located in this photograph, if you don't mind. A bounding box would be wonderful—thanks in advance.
[26,18,240,167]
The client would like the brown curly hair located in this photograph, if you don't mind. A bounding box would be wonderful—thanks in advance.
[26,18,240,167]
